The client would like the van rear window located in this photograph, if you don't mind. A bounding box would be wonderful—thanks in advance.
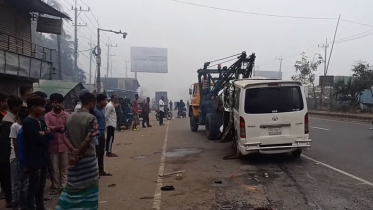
[244,86,304,114]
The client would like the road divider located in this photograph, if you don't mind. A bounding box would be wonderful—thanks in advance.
[309,111,372,121]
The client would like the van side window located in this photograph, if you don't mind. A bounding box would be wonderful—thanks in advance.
[234,87,240,110]
[193,85,196,95]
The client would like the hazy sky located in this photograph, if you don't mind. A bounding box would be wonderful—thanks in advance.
[60,0,373,101]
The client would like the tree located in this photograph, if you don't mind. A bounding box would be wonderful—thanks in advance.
[291,53,323,109]
[333,78,362,111]
[30,0,87,83]
[351,61,373,95]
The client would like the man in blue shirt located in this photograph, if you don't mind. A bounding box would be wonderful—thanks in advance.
[93,94,111,176]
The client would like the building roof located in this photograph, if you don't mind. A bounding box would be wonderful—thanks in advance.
[33,80,84,97]
[11,0,71,20]
[234,78,301,88]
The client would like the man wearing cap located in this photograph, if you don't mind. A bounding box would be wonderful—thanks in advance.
[74,89,89,112]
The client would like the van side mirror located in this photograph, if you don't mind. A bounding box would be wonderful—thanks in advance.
[189,88,192,95]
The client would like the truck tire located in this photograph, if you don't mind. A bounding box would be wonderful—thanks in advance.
[205,113,220,140]
[190,116,199,132]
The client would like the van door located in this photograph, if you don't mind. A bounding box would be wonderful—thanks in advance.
[242,84,307,145]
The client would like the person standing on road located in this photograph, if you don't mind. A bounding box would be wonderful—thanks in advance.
[0,96,23,208]
[19,86,33,107]
[105,94,118,157]
[142,97,152,128]
[23,95,52,210]
[44,93,70,195]
[93,94,112,176]
[114,100,123,132]
[132,94,140,131]
[169,100,173,112]
[56,92,99,210]
[158,96,165,126]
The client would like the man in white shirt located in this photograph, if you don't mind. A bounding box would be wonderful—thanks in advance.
[74,89,89,112]
[158,96,165,126]
[105,94,118,157]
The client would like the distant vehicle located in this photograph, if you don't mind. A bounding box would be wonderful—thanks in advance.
[228,79,311,157]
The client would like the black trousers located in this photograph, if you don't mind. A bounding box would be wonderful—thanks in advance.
[96,135,106,173]
[27,167,47,210]
[159,111,164,125]
[0,162,11,203]
[106,126,115,153]
[142,113,150,126]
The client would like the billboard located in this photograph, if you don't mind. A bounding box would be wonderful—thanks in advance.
[130,47,168,73]
[253,71,282,80]
[37,17,63,35]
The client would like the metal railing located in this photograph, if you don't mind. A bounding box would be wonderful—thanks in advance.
[0,32,53,62]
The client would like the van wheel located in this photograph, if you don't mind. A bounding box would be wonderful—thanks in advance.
[205,113,220,140]
[190,116,199,132]
[291,150,302,158]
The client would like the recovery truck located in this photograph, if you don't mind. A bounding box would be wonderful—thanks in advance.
[188,51,256,141]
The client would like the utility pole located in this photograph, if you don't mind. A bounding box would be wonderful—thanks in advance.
[88,36,93,84]
[275,54,283,72]
[106,37,117,78]
[124,60,130,78]
[72,0,89,82]
[319,39,329,109]
[57,34,62,80]
[95,28,127,93]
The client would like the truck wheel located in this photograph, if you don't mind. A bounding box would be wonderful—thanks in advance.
[190,116,199,132]
[291,150,302,158]
[205,113,220,140]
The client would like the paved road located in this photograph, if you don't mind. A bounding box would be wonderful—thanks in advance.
[3,115,372,209]
[309,117,373,183]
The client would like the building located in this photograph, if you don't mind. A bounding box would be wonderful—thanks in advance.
[0,0,70,95]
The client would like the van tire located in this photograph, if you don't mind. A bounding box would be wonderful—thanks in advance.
[206,113,220,140]
[190,116,199,132]
[291,150,302,158]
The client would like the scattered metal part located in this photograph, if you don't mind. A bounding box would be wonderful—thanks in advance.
[139,196,153,199]
[254,208,275,210]
[99,201,107,204]
[221,205,233,210]
[159,170,185,177]
[263,173,269,178]
[214,180,223,184]
[108,184,116,187]
[252,176,261,183]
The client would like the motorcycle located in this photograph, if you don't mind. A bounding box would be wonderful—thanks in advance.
[122,107,133,129]
[155,109,173,121]
[179,107,187,118]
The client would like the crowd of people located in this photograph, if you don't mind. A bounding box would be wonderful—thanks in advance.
[0,86,159,210]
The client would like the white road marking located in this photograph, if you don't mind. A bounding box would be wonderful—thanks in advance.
[303,155,373,187]
[310,117,370,126]
[152,122,170,210]
[310,126,329,131]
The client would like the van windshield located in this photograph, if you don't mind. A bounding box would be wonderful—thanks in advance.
[244,86,304,114]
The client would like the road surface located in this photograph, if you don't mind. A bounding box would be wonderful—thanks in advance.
[2,115,372,210]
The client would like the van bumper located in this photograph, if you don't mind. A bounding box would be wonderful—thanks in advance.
[239,140,312,155]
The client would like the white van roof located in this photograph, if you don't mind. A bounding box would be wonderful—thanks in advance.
[234,78,302,88]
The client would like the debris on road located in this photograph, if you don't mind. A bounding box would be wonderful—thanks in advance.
[220,205,233,210]
[263,173,269,178]
[139,196,154,200]
[176,173,183,180]
[159,170,185,177]
[99,201,107,204]
[161,185,175,191]
[254,208,275,210]
[108,184,116,187]
[214,180,223,184]
[252,176,261,183]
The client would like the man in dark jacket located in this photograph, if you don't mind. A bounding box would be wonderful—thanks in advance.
[142,97,151,128]
[0,96,23,208]
[0,93,7,122]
